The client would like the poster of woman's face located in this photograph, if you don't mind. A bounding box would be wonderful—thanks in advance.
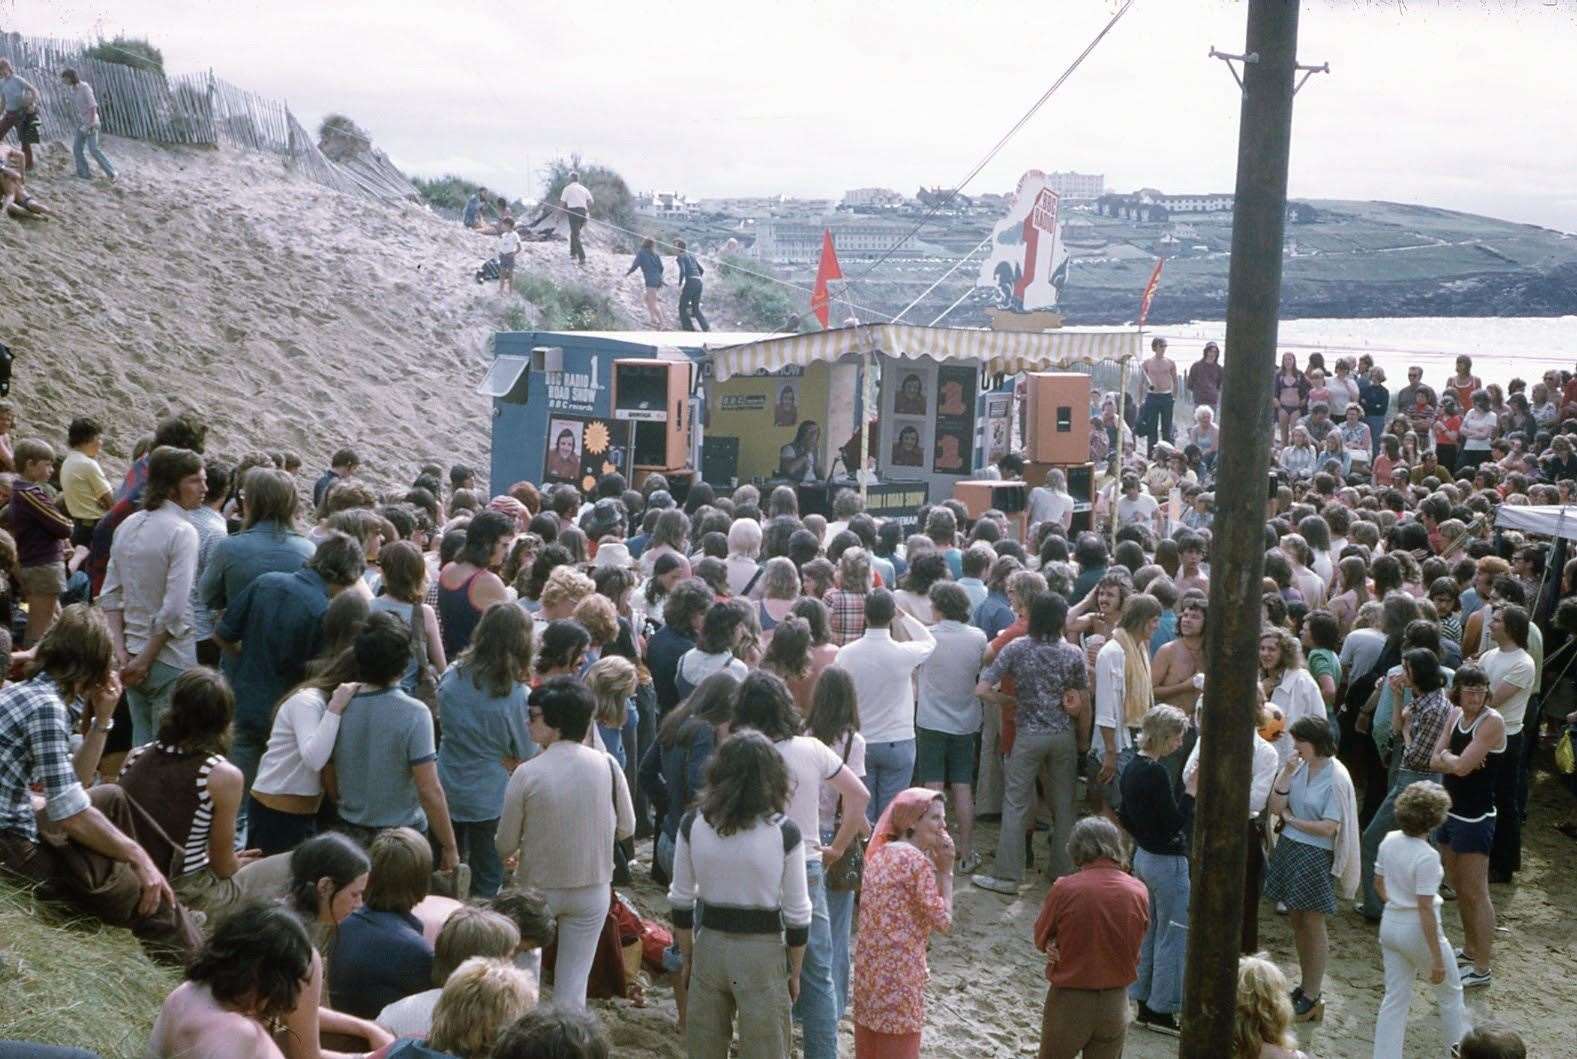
[891,423,924,466]
[545,419,583,480]
[895,372,928,415]
[774,382,800,427]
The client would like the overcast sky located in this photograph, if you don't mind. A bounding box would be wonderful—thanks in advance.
[9,0,1577,231]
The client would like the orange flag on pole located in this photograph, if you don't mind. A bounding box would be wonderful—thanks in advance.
[1137,256,1165,328]
[810,229,843,328]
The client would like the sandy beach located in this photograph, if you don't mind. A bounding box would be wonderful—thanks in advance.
[0,137,758,489]
[596,768,1577,1057]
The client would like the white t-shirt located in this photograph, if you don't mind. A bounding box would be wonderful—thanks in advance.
[1270,668,1326,763]
[818,731,865,831]
[498,229,522,255]
[774,735,846,856]
[1027,487,1074,530]
[560,182,594,209]
[1480,645,1535,734]
[1460,408,1498,450]
[377,987,441,1039]
[1116,492,1158,527]
[1374,831,1444,912]
[1093,637,1134,755]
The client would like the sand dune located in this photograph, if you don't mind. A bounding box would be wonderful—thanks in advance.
[1,136,745,486]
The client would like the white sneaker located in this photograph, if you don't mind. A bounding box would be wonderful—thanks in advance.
[1454,947,1472,967]
[971,873,1021,895]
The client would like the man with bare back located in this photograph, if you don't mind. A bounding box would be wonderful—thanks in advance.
[1137,337,1179,453]
[1151,594,1206,784]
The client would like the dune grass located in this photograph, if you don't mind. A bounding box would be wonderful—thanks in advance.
[0,879,179,1058]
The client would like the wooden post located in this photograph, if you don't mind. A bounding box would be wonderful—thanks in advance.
[1180,1,1301,1055]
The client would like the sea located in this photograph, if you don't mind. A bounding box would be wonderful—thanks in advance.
[1150,316,1577,389]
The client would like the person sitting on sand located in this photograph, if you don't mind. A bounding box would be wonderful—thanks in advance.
[375,906,523,1040]
[149,900,392,1059]
[0,147,46,218]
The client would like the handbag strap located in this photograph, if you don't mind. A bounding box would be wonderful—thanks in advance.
[831,731,853,829]
[407,600,432,669]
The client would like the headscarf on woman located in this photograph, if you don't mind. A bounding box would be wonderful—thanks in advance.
[867,787,944,863]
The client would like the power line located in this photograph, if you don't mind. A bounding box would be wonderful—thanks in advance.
[801,0,1137,328]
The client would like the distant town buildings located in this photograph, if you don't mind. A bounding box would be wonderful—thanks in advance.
[754,218,936,262]
[1096,188,1235,221]
[1045,171,1105,200]
[635,191,696,218]
[841,187,906,209]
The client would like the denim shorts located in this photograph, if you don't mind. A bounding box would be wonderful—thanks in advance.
[1436,813,1495,856]
[915,727,978,785]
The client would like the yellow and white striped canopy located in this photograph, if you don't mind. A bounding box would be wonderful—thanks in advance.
[707,324,1141,380]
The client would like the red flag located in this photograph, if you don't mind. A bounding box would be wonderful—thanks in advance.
[1137,256,1165,328]
[810,229,843,328]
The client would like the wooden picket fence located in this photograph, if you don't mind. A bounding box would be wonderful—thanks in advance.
[0,30,413,201]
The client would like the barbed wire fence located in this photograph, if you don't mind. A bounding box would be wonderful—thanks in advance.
[0,30,414,202]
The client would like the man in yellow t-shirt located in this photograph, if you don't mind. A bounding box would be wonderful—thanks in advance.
[59,417,113,546]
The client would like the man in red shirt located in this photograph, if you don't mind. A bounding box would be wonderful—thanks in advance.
[1034,816,1150,1058]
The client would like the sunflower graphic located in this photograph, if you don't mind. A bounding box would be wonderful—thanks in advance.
[584,421,611,456]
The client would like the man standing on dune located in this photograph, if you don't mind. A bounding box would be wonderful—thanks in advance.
[60,68,116,181]
[560,172,593,266]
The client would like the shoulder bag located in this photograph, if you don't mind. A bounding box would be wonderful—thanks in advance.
[408,601,440,710]
[824,732,866,893]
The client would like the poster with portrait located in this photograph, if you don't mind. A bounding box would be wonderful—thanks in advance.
[893,370,929,416]
[889,420,926,467]
[933,364,978,475]
[772,380,801,427]
[543,416,630,492]
[545,419,584,482]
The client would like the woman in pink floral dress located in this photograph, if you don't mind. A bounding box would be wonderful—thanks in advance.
[853,787,956,1058]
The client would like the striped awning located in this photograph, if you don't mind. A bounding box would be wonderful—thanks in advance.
[707,324,1141,380]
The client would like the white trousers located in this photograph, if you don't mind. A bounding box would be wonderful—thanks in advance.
[1373,909,1469,1059]
[543,882,609,1010]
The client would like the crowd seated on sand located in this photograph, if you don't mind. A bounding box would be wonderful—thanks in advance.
[0,347,1568,1057]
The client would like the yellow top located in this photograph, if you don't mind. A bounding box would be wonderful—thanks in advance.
[60,449,112,520]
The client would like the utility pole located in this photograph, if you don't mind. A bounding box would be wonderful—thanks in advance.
[1181,2,1303,1055]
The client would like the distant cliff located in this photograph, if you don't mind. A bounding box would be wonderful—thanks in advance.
[772,199,1577,326]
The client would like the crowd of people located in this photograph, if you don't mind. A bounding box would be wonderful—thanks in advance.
[0,335,1567,1058]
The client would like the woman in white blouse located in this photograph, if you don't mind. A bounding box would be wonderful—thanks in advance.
[1278,426,1320,481]
[1259,627,1326,764]
[248,650,359,856]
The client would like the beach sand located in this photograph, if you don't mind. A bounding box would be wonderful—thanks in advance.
[599,768,1577,1056]
[0,137,753,488]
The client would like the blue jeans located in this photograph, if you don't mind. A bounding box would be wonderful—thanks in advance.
[126,660,185,748]
[1131,848,1189,1015]
[72,126,116,179]
[864,738,917,823]
[1359,765,1434,919]
[792,858,838,1059]
[821,826,854,1018]
[453,818,503,897]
